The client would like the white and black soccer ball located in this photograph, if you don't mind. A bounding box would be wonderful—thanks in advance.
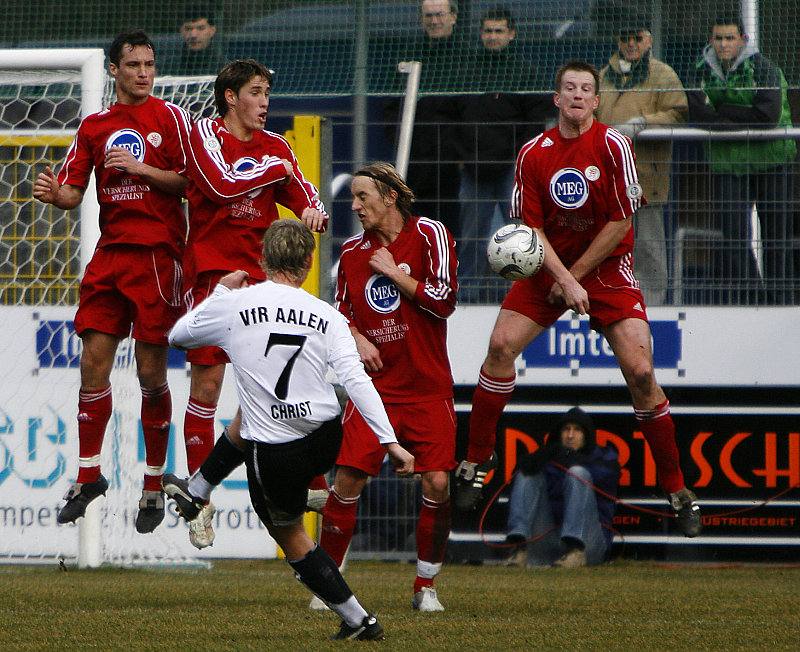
[486,223,545,281]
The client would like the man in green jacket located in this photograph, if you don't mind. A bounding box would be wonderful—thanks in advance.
[688,13,796,305]
[597,19,688,306]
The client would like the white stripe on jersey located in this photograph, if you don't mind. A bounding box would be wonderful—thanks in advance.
[618,252,639,289]
[163,101,193,174]
[192,118,287,198]
[605,128,642,214]
[511,133,545,221]
[416,217,454,309]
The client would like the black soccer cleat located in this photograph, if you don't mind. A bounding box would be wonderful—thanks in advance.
[452,452,497,511]
[669,487,702,537]
[135,490,165,534]
[162,473,204,521]
[330,614,384,641]
[57,475,109,524]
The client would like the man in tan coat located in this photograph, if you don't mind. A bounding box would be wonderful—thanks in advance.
[597,21,687,305]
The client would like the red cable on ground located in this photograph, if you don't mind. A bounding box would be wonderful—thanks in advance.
[476,461,800,553]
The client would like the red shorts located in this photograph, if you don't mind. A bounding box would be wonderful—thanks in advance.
[74,245,183,345]
[185,270,230,366]
[502,254,648,331]
[336,398,457,475]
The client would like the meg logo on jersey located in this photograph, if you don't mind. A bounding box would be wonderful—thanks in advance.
[105,129,146,161]
[549,168,589,209]
[365,274,400,314]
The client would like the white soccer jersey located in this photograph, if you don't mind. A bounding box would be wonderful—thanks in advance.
[169,282,398,446]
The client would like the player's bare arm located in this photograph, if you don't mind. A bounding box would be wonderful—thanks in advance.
[104,146,188,197]
[218,270,250,290]
[299,206,327,233]
[534,227,590,314]
[384,442,415,476]
[33,166,84,209]
[350,326,383,373]
[568,218,633,281]
[369,247,420,301]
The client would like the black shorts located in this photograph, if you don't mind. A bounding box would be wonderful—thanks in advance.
[245,418,343,527]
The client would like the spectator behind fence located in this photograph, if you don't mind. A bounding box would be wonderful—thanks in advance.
[161,3,228,76]
[596,20,687,306]
[454,6,555,303]
[382,0,465,236]
[505,408,619,568]
[687,13,796,305]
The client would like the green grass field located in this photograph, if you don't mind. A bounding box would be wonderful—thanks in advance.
[3,559,799,651]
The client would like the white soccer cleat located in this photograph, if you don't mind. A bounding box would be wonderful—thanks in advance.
[309,594,331,611]
[412,586,445,612]
[188,502,216,549]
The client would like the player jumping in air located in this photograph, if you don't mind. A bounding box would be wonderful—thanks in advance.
[453,61,701,538]
[34,30,193,534]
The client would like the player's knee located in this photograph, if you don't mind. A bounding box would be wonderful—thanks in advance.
[625,363,656,394]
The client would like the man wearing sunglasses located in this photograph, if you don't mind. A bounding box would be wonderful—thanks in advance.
[596,19,687,307]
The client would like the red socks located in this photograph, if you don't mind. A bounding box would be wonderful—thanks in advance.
[183,397,217,474]
[141,383,171,491]
[635,400,685,494]
[320,488,359,567]
[466,369,515,462]
[76,386,113,483]
[414,496,451,592]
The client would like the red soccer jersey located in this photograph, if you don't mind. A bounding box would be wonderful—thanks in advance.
[511,120,645,268]
[185,117,327,282]
[58,95,192,259]
[335,216,456,403]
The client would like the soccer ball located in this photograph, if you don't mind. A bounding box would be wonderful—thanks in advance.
[486,224,545,281]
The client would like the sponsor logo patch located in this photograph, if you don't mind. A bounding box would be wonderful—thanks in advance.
[105,129,146,161]
[365,274,401,314]
[549,168,589,209]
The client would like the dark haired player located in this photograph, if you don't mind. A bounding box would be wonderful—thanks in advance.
[174,59,327,548]
[34,29,193,534]
[454,61,701,538]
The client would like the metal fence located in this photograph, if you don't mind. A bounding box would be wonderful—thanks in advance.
[326,119,800,308]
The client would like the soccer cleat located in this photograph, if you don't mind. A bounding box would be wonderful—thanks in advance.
[553,548,586,568]
[57,475,109,524]
[670,487,702,537]
[453,452,497,511]
[308,594,331,611]
[188,502,216,549]
[306,487,330,514]
[412,586,445,612]
[330,614,384,641]
[135,490,165,534]
[162,473,205,522]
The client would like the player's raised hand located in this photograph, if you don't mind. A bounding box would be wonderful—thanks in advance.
[278,158,293,185]
[33,166,59,204]
[300,207,327,232]
[104,146,144,175]
[368,247,397,276]
[219,270,250,290]
[384,442,415,476]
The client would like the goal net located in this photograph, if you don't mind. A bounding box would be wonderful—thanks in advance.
[0,51,218,567]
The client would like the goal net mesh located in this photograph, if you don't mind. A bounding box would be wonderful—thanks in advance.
[0,67,215,566]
